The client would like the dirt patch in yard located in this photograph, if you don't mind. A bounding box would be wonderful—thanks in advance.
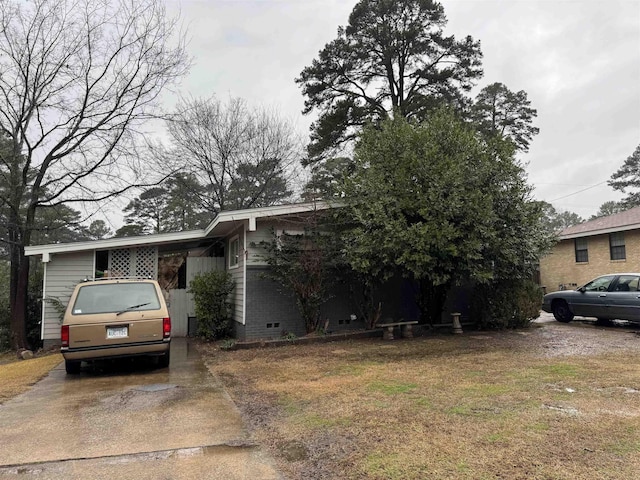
[198,314,640,479]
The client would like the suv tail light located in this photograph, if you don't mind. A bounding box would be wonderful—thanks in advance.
[61,325,69,347]
[163,317,171,338]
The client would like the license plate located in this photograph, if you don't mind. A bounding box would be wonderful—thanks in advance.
[107,326,128,339]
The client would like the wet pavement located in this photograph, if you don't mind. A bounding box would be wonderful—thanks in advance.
[0,339,282,479]
[533,311,640,357]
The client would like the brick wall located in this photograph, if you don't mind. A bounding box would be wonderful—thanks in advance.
[540,229,640,293]
[239,267,374,341]
[238,267,304,341]
[237,267,417,341]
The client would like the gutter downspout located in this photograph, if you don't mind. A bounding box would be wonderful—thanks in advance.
[40,253,50,342]
[243,224,247,326]
[40,261,47,342]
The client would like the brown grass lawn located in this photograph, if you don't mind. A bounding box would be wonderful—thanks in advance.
[0,351,62,403]
[201,325,640,480]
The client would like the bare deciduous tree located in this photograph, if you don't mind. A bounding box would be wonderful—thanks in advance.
[0,0,190,349]
[167,96,303,214]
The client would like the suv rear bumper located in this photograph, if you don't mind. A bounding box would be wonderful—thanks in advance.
[62,340,170,361]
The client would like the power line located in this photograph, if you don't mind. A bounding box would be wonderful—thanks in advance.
[547,180,609,202]
[535,182,601,187]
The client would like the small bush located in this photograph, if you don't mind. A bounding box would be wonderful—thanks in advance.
[188,270,235,340]
[471,279,543,329]
[219,339,237,351]
[281,331,297,341]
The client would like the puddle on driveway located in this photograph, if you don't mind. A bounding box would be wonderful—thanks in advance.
[97,384,186,411]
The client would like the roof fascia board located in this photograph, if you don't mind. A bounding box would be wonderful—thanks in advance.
[560,223,640,240]
[26,201,333,258]
[204,201,330,236]
[25,229,206,257]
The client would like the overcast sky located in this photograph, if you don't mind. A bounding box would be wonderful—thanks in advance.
[165,0,640,220]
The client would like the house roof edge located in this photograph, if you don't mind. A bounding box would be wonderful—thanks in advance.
[24,229,207,256]
[559,223,640,240]
[25,200,334,257]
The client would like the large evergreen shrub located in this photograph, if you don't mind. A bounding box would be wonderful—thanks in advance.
[471,280,543,329]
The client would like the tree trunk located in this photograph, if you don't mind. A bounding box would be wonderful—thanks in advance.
[361,281,381,329]
[9,241,29,350]
[419,280,449,326]
[8,198,32,350]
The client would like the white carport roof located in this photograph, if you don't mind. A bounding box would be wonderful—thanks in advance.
[25,201,329,260]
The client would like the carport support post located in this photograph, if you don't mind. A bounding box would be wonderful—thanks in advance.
[451,312,463,334]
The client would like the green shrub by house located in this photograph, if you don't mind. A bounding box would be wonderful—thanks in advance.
[471,279,542,329]
[188,271,235,340]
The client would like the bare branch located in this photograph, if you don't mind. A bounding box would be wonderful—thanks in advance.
[166,96,302,214]
[0,0,191,348]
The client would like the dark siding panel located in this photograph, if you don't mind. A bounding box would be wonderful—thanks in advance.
[244,267,303,340]
[242,267,418,341]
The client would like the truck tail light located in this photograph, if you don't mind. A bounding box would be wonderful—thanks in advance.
[163,317,171,338]
[61,325,69,347]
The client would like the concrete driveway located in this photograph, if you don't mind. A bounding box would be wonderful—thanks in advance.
[0,339,282,479]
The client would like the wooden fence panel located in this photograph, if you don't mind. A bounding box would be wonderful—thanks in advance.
[169,289,191,337]
[168,256,225,336]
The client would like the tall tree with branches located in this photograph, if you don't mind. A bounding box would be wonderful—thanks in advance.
[115,173,209,237]
[0,0,190,349]
[609,144,640,207]
[296,0,483,163]
[537,201,583,234]
[590,200,627,220]
[470,82,539,153]
[340,111,550,324]
[167,96,300,214]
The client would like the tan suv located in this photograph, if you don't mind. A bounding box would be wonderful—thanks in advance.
[61,278,171,374]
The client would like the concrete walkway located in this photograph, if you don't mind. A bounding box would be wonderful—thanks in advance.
[0,339,282,479]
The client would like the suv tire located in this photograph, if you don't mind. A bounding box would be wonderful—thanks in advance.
[65,360,81,374]
[158,350,170,369]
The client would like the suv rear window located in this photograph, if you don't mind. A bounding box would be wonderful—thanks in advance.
[72,283,161,315]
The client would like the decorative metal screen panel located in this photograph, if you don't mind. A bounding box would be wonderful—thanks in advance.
[108,247,157,278]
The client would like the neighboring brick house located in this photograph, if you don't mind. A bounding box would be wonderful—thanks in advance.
[540,206,640,292]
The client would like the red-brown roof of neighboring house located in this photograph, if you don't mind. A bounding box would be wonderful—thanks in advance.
[560,206,640,239]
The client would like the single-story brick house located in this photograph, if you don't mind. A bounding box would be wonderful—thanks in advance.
[26,201,419,347]
[539,206,640,293]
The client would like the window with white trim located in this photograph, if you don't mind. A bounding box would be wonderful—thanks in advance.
[229,236,240,268]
